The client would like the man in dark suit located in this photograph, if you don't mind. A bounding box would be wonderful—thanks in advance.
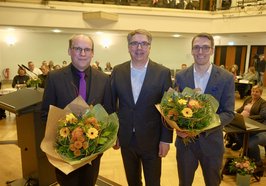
[111,29,173,186]
[174,33,235,186]
[41,34,112,186]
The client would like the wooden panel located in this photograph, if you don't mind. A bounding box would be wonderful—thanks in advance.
[226,46,236,69]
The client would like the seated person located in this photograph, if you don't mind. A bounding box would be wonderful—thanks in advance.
[0,108,6,119]
[242,66,257,84]
[12,67,30,88]
[104,62,113,72]
[38,64,50,88]
[226,85,266,176]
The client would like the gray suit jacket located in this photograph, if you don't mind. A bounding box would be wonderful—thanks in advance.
[174,64,235,155]
[41,64,112,121]
[111,60,173,151]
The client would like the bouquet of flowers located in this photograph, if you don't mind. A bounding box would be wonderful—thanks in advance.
[229,156,256,176]
[156,87,220,143]
[27,77,41,89]
[41,96,119,174]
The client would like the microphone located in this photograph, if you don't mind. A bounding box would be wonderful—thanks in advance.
[21,64,38,78]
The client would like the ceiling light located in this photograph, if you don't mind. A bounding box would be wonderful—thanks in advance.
[52,29,61,33]
[173,34,181,38]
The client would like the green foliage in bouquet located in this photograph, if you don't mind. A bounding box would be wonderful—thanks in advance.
[160,87,219,130]
[55,104,118,162]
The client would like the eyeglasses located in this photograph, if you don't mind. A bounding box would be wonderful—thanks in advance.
[192,45,212,53]
[72,47,92,53]
[129,41,150,48]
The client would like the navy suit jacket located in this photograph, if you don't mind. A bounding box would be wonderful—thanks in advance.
[111,60,173,151]
[174,64,235,155]
[41,64,112,121]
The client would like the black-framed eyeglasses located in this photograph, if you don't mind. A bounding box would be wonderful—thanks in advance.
[129,41,150,48]
[72,47,93,53]
[192,45,212,53]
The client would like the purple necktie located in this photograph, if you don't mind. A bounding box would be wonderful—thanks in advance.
[78,71,86,101]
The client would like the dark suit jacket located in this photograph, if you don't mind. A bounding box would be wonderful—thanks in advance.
[111,60,173,151]
[236,96,266,123]
[174,64,235,156]
[41,64,112,121]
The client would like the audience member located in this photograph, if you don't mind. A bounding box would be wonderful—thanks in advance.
[38,64,50,88]
[12,67,30,88]
[95,61,103,71]
[242,66,257,84]
[255,53,266,86]
[228,65,238,80]
[226,85,266,177]
[54,64,61,70]
[28,61,42,76]
[174,33,235,186]
[0,75,6,119]
[41,34,112,186]
[176,0,187,9]
[111,29,173,186]
[62,60,68,67]
[48,60,55,71]
[226,85,266,150]
[181,63,187,69]
[104,62,113,72]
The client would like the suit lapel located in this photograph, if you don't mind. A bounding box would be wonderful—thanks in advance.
[123,62,136,106]
[62,66,77,99]
[184,66,195,90]
[204,65,219,94]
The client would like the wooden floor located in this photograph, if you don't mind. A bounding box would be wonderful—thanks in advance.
[0,91,266,186]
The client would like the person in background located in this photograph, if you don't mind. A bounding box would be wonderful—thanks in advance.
[236,66,258,99]
[12,67,30,88]
[41,34,112,186]
[181,63,187,70]
[104,62,113,72]
[111,29,173,186]
[242,66,257,84]
[95,61,102,71]
[174,33,235,186]
[228,65,238,80]
[254,53,266,86]
[0,74,6,119]
[48,60,55,71]
[28,61,42,76]
[226,85,266,177]
[38,64,50,88]
[54,64,61,70]
[62,60,68,67]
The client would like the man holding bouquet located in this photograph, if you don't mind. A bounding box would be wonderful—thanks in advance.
[111,29,173,186]
[41,34,112,186]
[174,33,235,186]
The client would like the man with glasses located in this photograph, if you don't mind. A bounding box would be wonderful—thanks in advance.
[41,34,112,186]
[111,29,173,186]
[174,33,235,186]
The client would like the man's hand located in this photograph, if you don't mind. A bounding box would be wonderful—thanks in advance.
[158,142,170,158]
[113,138,120,150]
[175,130,190,138]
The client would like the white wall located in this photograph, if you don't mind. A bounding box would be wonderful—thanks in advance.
[1,31,266,79]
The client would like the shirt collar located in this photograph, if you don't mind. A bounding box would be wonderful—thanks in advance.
[193,63,212,77]
[130,60,149,70]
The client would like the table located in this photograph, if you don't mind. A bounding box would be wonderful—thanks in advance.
[224,117,266,156]
[235,81,253,99]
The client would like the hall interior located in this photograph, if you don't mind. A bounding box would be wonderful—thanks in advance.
[0,83,266,186]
